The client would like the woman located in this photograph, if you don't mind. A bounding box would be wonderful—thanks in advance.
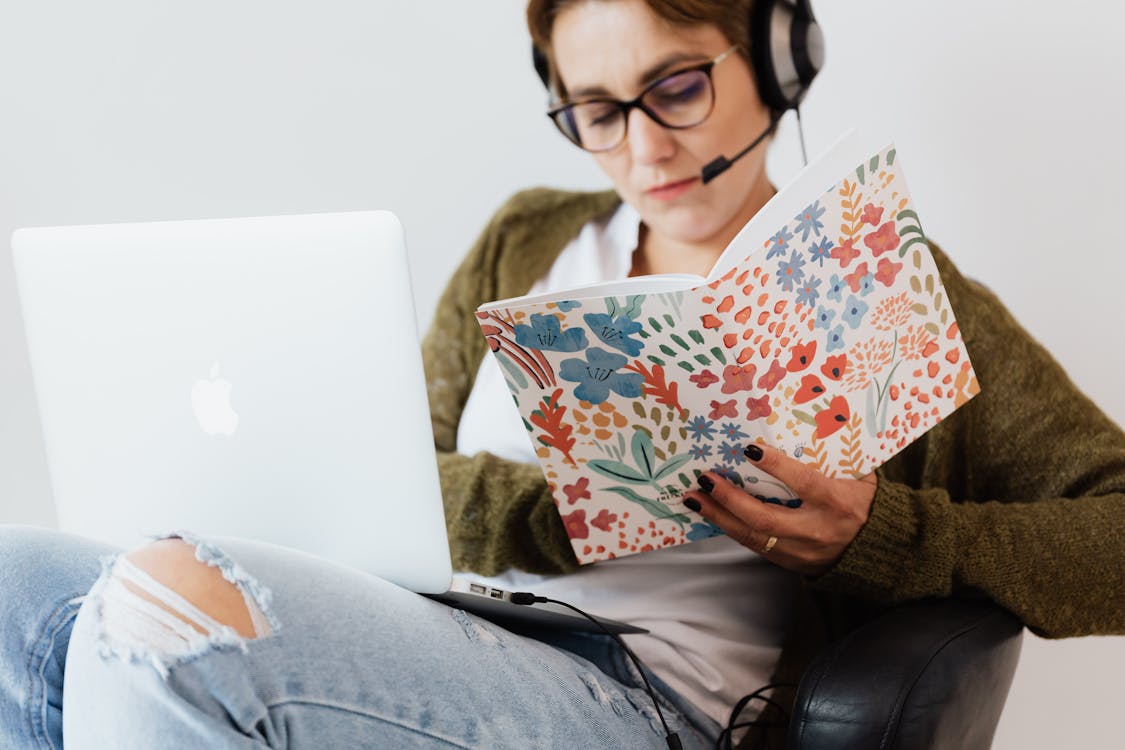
[2,1,1122,748]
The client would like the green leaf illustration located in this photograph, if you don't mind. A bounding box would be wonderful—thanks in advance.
[654,453,692,481]
[588,459,648,484]
[603,486,691,528]
[631,429,656,479]
[622,295,646,319]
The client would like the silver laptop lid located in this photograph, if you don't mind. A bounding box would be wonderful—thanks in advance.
[12,211,452,593]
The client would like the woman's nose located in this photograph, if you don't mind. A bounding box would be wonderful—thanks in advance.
[625,107,675,165]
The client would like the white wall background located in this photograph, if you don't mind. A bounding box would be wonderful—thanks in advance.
[1,1,1121,746]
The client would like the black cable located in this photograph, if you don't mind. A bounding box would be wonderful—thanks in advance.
[511,592,682,750]
[715,681,797,750]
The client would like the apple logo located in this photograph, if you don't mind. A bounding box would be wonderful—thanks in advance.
[191,362,239,437]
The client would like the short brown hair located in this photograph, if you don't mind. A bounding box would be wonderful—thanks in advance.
[526,0,756,98]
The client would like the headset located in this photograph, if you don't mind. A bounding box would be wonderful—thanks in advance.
[532,0,824,114]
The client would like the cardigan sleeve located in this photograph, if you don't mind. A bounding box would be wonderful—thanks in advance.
[420,200,580,577]
[811,248,1125,638]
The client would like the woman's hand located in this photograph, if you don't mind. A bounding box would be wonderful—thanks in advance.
[684,443,877,576]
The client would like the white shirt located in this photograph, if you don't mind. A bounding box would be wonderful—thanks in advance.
[456,202,799,725]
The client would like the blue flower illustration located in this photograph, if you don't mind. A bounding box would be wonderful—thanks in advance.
[688,443,713,460]
[583,313,645,357]
[857,272,876,297]
[775,249,806,292]
[718,441,745,464]
[713,464,742,484]
[807,237,834,267]
[814,305,836,330]
[556,300,581,312]
[686,521,724,541]
[686,415,717,443]
[841,295,870,330]
[793,201,826,242]
[765,226,793,260]
[513,313,588,352]
[559,347,644,405]
[826,324,846,353]
[719,421,749,442]
[795,276,822,309]
[826,273,846,303]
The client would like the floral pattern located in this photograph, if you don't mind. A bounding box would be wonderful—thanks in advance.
[478,144,978,564]
[559,347,644,405]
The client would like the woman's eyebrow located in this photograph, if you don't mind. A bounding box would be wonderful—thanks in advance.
[567,51,708,99]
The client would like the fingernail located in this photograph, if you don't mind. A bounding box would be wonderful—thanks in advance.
[698,475,714,492]
[744,444,764,461]
[684,498,701,512]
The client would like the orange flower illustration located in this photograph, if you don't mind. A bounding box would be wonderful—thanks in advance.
[721,363,757,394]
[745,394,772,420]
[861,203,885,226]
[844,337,894,391]
[864,221,901,256]
[869,291,912,331]
[794,374,827,405]
[785,340,817,372]
[821,353,848,381]
[562,509,589,539]
[875,256,904,287]
[898,325,938,362]
[814,396,850,439]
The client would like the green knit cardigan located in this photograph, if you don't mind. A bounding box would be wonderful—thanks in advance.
[421,187,1125,739]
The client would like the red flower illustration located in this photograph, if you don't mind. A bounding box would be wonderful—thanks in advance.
[875,256,904,287]
[590,508,618,532]
[563,477,591,505]
[757,359,787,391]
[864,221,901,257]
[844,262,870,292]
[820,354,847,381]
[794,374,826,405]
[709,399,739,419]
[689,369,719,388]
[745,394,772,420]
[785,340,817,372]
[562,509,589,539]
[861,203,885,227]
[721,363,757,394]
[830,237,860,268]
[814,396,851,439]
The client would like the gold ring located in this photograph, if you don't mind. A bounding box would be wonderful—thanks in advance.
[763,536,779,553]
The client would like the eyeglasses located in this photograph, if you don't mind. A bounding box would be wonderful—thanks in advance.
[547,45,739,153]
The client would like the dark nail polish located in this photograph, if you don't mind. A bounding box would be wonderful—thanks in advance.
[698,475,714,493]
[684,498,701,513]
[744,444,764,461]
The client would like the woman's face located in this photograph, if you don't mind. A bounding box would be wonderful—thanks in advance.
[551,0,774,250]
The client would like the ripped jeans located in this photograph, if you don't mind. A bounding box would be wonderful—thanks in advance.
[0,525,720,749]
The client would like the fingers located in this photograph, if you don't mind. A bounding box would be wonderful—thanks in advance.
[695,472,784,539]
[744,442,822,502]
[687,490,771,553]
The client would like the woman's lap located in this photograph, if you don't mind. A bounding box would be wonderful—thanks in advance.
[52,531,718,749]
[0,525,116,750]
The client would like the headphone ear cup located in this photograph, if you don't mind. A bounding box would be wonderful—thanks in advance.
[748,0,824,112]
[749,0,788,112]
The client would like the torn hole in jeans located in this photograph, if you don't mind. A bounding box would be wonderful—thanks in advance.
[88,533,279,677]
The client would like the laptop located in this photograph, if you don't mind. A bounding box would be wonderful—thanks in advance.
[11,211,643,635]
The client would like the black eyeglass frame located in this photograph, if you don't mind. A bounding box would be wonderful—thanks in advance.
[546,44,740,153]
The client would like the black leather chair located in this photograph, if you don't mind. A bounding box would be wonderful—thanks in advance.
[788,597,1023,749]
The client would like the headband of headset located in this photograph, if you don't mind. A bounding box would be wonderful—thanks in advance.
[531,0,823,111]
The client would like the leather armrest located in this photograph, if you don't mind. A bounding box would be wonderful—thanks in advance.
[788,597,1023,750]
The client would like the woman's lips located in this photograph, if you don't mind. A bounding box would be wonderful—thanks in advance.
[645,177,698,202]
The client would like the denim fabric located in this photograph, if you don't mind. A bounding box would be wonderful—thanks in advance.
[1,526,720,749]
[0,526,115,750]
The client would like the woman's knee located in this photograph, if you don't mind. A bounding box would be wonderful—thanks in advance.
[89,535,276,675]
